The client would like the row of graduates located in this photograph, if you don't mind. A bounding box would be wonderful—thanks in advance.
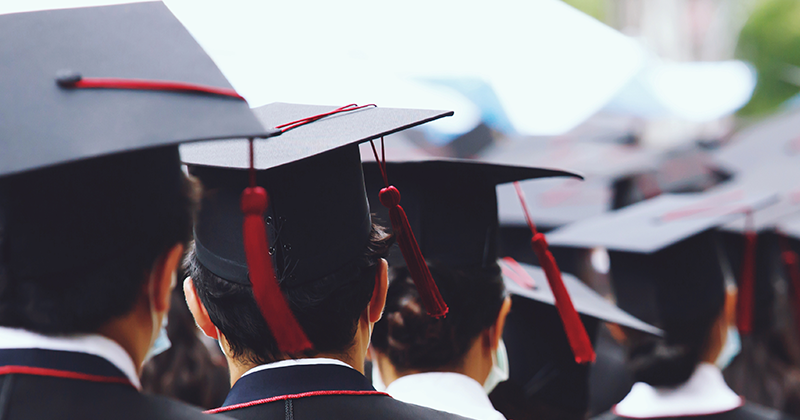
[0,2,794,420]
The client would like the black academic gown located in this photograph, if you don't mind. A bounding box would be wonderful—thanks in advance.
[0,348,221,420]
[207,363,468,420]
[594,403,796,420]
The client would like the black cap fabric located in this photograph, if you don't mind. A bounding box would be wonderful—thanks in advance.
[499,259,659,334]
[182,102,453,286]
[0,1,268,178]
[608,230,728,328]
[546,185,778,253]
[361,157,581,267]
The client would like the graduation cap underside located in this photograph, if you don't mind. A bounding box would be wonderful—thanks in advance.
[0,1,268,177]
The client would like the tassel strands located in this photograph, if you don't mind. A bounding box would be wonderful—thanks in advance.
[369,138,448,318]
[240,138,312,354]
[513,182,596,364]
[736,212,757,335]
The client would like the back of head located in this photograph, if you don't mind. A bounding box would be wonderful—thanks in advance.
[371,262,505,372]
[612,230,726,387]
[186,224,392,364]
[0,146,196,333]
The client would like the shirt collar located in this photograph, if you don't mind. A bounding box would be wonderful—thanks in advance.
[386,372,506,420]
[614,363,743,418]
[0,326,141,389]
[241,357,353,378]
[222,359,376,408]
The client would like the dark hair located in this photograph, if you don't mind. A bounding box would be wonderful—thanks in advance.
[187,224,392,365]
[371,262,505,372]
[625,233,727,387]
[0,146,198,333]
[141,286,230,409]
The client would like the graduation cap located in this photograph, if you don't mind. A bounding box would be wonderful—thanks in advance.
[713,107,800,174]
[362,157,609,363]
[493,258,659,417]
[484,140,660,231]
[0,2,267,178]
[181,102,453,353]
[545,186,779,330]
[0,3,269,279]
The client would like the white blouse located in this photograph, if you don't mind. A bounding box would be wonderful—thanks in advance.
[386,372,506,420]
[614,363,744,418]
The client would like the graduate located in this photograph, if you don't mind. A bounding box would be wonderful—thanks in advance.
[0,2,267,419]
[545,188,796,420]
[180,102,468,420]
[362,158,659,420]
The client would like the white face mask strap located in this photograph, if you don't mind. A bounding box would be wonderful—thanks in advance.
[216,327,230,358]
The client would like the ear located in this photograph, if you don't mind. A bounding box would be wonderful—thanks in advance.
[368,259,389,324]
[184,277,219,339]
[725,287,738,328]
[489,296,512,352]
[150,243,184,313]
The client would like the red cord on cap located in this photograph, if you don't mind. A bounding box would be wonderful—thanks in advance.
[778,233,800,339]
[736,212,757,335]
[56,73,245,101]
[241,138,312,354]
[369,138,448,318]
[513,182,595,364]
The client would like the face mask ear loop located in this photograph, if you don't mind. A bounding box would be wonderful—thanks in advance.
[216,327,230,358]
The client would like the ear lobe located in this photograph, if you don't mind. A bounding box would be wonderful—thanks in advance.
[184,277,219,339]
[368,259,389,324]
[725,288,738,327]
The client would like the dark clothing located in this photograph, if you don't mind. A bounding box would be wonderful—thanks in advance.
[0,348,219,420]
[208,363,468,420]
[594,403,796,420]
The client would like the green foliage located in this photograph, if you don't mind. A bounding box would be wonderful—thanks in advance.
[736,0,800,116]
[561,0,606,23]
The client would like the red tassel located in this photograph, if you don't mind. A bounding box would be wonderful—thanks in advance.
[379,186,449,318]
[369,138,448,318]
[241,187,312,354]
[240,138,312,354]
[736,214,757,335]
[513,182,595,364]
[778,234,800,340]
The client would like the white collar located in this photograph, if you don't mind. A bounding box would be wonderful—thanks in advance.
[241,357,354,378]
[0,326,141,389]
[614,363,743,418]
[386,372,506,420]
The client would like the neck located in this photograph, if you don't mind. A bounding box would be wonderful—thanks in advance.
[225,315,372,387]
[96,298,152,375]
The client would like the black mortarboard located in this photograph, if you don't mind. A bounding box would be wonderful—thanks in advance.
[713,107,800,174]
[492,259,659,418]
[484,140,659,231]
[181,102,453,352]
[545,186,778,254]
[545,186,777,328]
[361,157,579,267]
[1,2,267,178]
[0,2,269,279]
[362,156,607,363]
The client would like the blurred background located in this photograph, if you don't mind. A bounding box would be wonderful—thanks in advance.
[6,0,800,417]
